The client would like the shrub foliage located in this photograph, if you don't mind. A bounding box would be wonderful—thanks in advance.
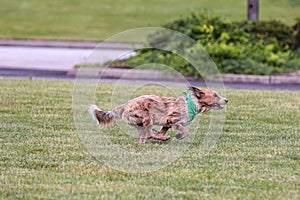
[121,12,300,76]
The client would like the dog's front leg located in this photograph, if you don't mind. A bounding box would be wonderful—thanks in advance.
[173,124,189,140]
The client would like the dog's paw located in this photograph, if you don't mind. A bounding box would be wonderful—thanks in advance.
[149,135,170,141]
[160,135,170,141]
[175,133,184,140]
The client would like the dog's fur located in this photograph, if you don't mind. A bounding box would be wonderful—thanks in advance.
[89,87,228,144]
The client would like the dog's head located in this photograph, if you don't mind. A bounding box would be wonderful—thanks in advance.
[189,86,228,112]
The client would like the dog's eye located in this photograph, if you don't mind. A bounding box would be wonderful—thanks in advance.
[213,93,218,98]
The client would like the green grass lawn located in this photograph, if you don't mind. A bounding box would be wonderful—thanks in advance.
[0,0,299,41]
[0,78,299,199]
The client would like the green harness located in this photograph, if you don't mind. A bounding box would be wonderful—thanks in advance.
[182,92,198,122]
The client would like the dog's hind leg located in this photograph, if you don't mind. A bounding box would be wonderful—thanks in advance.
[132,111,169,143]
[156,126,169,136]
[137,127,147,144]
[137,126,167,144]
[137,115,157,144]
[148,126,170,141]
[173,124,189,140]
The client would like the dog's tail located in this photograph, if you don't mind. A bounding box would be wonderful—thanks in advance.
[89,105,116,126]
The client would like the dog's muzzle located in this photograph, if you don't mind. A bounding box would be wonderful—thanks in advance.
[212,103,223,110]
[212,98,228,110]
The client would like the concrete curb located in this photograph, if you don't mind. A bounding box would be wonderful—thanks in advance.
[67,68,184,81]
[0,39,140,50]
[222,74,300,85]
[68,68,300,85]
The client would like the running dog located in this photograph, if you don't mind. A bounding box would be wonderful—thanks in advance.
[89,86,228,144]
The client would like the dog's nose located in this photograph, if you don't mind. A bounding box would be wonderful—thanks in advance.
[225,98,228,103]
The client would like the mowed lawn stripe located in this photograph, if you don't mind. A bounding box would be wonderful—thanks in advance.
[0,78,299,199]
[0,0,299,40]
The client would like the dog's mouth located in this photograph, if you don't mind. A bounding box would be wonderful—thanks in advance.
[211,103,223,110]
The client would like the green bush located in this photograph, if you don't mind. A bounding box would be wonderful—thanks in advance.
[293,17,300,49]
[237,20,295,50]
[120,12,300,76]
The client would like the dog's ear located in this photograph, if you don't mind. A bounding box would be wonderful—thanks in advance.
[189,86,205,99]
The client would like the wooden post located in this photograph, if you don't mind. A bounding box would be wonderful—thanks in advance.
[247,0,259,21]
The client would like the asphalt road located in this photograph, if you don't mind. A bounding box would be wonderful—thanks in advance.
[0,46,136,71]
[0,46,90,71]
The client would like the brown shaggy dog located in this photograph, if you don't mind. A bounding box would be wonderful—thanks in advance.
[89,86,228,144]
